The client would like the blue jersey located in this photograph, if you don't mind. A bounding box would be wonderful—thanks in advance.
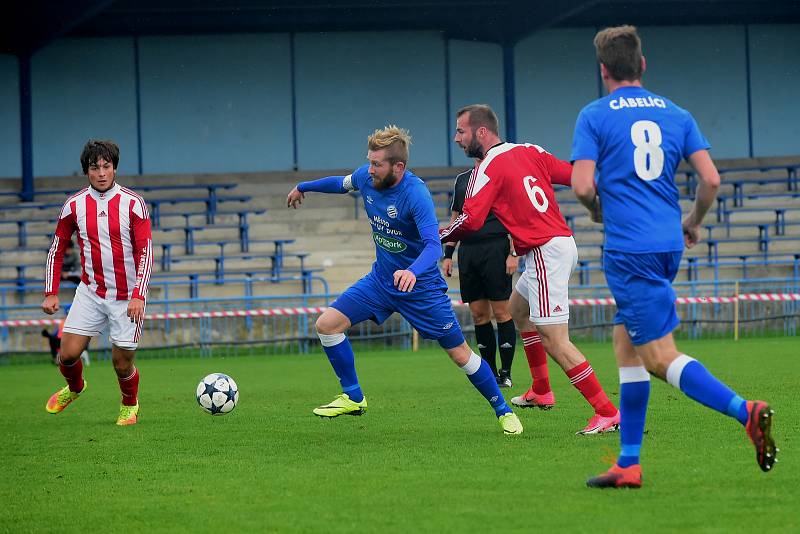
[571,86,710,253]
[346,165,446,292]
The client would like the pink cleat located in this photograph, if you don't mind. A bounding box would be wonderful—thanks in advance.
[510,388,555,410]
[745,400,777,472]
[577,410,620,435]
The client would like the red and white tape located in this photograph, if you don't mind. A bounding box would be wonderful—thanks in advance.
[3,293,798,327]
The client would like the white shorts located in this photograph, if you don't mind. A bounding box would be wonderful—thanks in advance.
[515,235,578,325]
[63,283,144,349]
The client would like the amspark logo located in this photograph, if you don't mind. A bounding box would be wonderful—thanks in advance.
[373,232,407,253]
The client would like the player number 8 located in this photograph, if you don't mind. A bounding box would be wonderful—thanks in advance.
[523,176,549,213]
[631,120,664,181]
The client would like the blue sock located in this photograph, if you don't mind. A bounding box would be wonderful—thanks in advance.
[461,352,511,416]
[667,355,747,425]
[617,367,650,468]
[318,332,363,403]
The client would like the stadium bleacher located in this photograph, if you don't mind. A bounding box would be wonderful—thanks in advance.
[0,157,798,308]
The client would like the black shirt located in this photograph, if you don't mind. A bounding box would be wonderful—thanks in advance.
[450,167,509,245]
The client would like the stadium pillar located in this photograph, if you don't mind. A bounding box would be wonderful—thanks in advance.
[502,42,516,143]
[19,53,34,202]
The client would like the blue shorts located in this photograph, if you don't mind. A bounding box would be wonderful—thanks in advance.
[603,250,682,346]
[331,271,465,349]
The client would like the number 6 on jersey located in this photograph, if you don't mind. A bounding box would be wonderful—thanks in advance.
[524,175,549,213]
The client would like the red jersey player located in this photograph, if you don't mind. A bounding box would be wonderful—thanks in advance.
[440,105,619,434]
[42,139,153,426]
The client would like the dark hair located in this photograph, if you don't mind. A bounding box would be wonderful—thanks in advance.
[456,104,500,136]
[80,139,120,174]
[594,25,644,82]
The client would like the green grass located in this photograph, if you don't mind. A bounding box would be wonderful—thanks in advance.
[1,337,798,533]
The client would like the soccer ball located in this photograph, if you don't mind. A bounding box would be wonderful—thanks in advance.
[196,373,239,415]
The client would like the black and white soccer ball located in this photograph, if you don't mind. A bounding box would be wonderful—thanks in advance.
[196,373,239,415]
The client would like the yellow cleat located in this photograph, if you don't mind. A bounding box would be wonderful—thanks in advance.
[45,382,87,414]
[499,412,523,435]
[313,394,367,418]
[117,403,139,426]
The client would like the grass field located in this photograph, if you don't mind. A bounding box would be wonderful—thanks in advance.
[1,336,797,533]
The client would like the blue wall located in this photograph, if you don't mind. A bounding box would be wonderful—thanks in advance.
[0,55,20,179]
[749,24,800,157]
[139,34,293,174]
[1,24,798,179]
[31,38,139,177]
[447,39,505,168]
[515,28,598,160]
[639,26,749,159]
[294,31,447,170]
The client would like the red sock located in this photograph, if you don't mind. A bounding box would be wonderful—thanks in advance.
[118,367,139,406]
[58,356,84,393]
[566,361,617,417]
[521,331,550,395]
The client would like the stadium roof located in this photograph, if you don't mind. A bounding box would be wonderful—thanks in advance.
[3,0,800,55]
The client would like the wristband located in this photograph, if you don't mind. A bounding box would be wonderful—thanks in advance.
[444,244,456,259]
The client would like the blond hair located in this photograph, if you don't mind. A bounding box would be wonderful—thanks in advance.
[367,125,411,164]
[594,25,643,82]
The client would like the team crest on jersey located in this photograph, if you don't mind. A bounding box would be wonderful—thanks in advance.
[373,232,406,253]
[386,205,398,218]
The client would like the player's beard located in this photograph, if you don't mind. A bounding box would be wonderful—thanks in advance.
[372,172,398,190]
[464,137,484,159]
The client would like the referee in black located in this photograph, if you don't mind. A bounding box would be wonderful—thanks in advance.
[442,164,519,387]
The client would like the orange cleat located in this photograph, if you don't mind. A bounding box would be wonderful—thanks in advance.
[45,382,87,414]
[745,400,777,472]
[586,463,642,489]
[116,403,139,426]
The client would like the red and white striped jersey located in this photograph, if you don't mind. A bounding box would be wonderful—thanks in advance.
[45,183,153,301]
[439,143,573,255]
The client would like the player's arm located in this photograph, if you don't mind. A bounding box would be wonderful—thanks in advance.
[287,174,355,208]
[570,108,602,222]
[396,223,442,292]
[441,210,459,277]
[43,207,77,314]
[571,160,602,223]
[547,153,574,187]
[505,234,518,275]
[129,201,153,322]
[439,170,497,243]
[682,149,721,248]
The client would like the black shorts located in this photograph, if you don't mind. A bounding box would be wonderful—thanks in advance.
[458,238,512,303]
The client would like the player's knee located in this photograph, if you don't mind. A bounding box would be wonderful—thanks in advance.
[471,311,491,325]
[510,308,529,330]
[315,315,343,335]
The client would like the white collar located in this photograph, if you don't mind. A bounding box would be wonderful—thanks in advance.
[88,182,120,200]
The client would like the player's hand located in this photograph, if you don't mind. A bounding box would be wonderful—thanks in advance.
[506,255,519,275]
[589,196,603,223]
[127,297,145,323]
[42,295,60,315]
[287,187,305,209]
[682,216,701,248]
[393,269,417,292]
[441,258,453,277]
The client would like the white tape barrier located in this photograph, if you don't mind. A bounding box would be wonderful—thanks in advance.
[4,294,798,327]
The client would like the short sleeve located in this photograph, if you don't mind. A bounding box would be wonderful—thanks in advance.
[570,107,600,162]
[683,113,711,159]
